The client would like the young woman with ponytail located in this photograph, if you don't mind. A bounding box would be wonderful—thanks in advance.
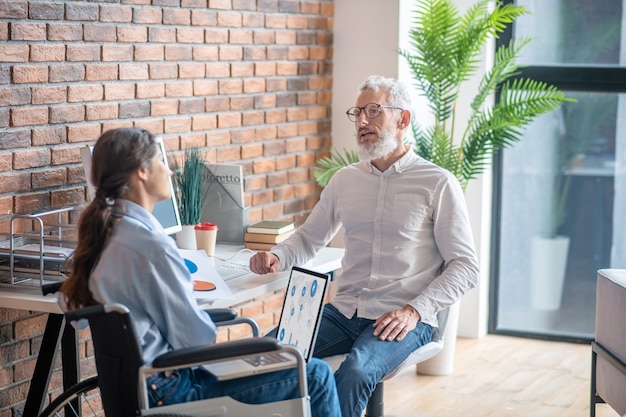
[60,128,340,414]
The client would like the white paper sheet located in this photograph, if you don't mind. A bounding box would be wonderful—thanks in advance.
[178,249,234,302]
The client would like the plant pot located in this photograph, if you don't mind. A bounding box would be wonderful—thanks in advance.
[530,235,570,310]
[176,225,197,250]
[416,302,460,376]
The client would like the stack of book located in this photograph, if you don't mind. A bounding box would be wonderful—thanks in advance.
[244,220,296,251]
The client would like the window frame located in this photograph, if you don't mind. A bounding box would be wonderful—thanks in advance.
[489,0,626,342]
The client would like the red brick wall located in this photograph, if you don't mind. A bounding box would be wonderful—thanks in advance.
[0,0,333,415]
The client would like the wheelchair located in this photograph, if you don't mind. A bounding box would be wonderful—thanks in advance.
[38,303,310,417]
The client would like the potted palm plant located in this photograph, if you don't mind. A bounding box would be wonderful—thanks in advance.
[316,0,572,189]
[172,148,208,250]
[315,0,573,372]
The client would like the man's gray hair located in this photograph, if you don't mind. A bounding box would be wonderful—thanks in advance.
[358,75,412,110]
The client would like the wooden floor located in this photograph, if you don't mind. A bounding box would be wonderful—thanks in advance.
[382,334,619,417]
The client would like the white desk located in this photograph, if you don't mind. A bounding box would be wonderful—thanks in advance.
[206,245,344,308]
[0,245,344,312]
[0,244,344,416]
[0,284,61,313]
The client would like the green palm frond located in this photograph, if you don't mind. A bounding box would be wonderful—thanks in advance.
[471,37,531,112]
[410,121,431,159]
[399,51,458,122]
[400,0,461,120]
[455,0,501,80]
[459,77,572,186]
[460,109,522,184]
[430,128,458,172]
[497,78,571,126]
[314,148,359,187]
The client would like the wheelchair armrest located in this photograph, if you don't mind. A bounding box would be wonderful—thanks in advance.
[203,308,260,337]
[140,340,309,409]
[204,308,238,323]
[152,337,283,369]
[65,303,129,321]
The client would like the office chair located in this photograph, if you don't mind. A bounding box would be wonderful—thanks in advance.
[324,306,451,417]
[64,303,311,417]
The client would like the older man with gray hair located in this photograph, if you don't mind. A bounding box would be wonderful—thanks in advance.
[251,75,479,417]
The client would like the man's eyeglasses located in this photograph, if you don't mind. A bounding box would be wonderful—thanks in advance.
[346,103,404,122]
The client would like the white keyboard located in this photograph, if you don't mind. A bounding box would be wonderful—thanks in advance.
[215,259,250,281]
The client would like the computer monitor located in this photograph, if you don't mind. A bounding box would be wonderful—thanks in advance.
[80,138,183,235]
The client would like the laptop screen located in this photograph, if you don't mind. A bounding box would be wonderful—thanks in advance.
[80,139,182,235]
[276,266,330,361]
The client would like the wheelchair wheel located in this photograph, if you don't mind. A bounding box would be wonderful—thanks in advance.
[38,375,193,417]
[38,376,100,417]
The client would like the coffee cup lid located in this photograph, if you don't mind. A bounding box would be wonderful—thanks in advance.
[194,222,218,231]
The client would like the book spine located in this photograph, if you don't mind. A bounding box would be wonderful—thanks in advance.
[244,241,276,251]
[244,230,294,243]
[246,226,293,235]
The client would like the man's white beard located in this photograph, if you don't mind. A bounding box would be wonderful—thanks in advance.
[357,130,398,161]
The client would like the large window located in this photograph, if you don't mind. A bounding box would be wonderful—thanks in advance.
[491,0,626,341]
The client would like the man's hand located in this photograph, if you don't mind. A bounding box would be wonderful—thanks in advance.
[373,305,421,342]
[249,251,282,274]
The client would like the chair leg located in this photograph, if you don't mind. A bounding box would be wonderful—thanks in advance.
[365,382,384,417]
[590,348,596,417]
[590,343,608,417]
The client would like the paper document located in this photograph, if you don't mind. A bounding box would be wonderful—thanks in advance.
[178,249,234,302]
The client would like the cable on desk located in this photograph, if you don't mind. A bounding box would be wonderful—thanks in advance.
[210,248,255,262]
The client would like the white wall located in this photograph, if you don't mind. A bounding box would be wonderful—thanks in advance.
[331,0,400,153]
[332,0,492,338]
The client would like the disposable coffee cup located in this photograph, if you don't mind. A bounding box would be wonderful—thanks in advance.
[195,222,218,257]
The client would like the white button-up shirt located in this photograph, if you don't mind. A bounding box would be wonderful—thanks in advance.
[271,151,479,327]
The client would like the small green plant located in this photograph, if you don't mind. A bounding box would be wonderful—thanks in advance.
[173,148,208,225]
[314,0,574,192]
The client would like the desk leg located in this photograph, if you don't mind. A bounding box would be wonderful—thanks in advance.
[61,319,78,389]
[61,319,79,415]
[23,313,64,417]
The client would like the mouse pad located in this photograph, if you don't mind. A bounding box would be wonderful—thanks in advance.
[193,280,216,291]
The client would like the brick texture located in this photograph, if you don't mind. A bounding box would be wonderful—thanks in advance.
[0,0,333,414]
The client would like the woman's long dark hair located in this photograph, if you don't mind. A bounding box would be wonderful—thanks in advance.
[61,128,157,309]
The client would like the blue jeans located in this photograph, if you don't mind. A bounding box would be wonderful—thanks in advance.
[313,304,433,417]
[146,357,341,417]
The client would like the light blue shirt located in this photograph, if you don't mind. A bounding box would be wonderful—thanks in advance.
[89,199,217,365]
[271,150,479,327]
